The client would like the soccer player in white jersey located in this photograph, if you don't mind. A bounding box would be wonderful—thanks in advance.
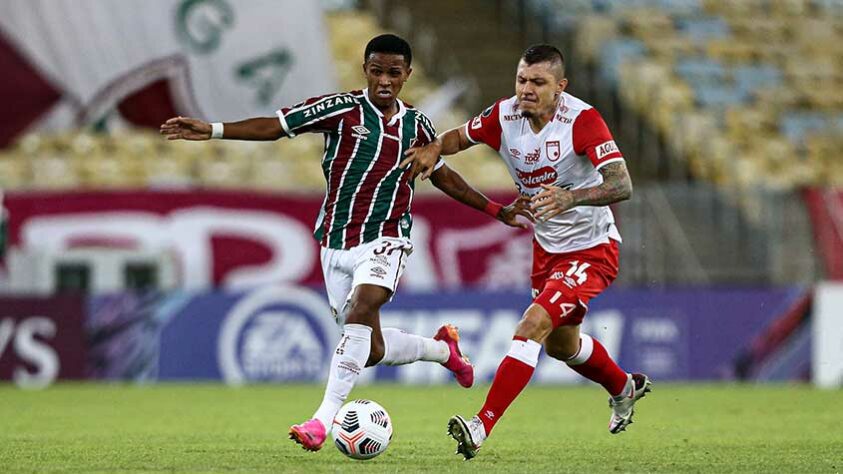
[160,34,532,452]
[402,44,652,459]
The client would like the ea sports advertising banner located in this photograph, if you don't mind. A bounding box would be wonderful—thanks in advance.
[0,0,336,146]
[87,286,803,384]
[3,190,528,290]
[0,295,87,388]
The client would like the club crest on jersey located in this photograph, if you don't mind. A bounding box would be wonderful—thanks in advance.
[351,125,371,139]
[546,141,561,162]
[470,116,482,130]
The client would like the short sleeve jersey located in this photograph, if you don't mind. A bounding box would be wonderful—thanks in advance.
[277,90,439,250]
[465,92,623,253]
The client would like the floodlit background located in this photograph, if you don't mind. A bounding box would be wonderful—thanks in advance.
[0,0,841,471]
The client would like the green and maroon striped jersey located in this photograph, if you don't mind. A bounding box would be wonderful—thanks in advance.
[277,90,437,249]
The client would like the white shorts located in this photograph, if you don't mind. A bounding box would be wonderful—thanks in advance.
[320,236,413,325]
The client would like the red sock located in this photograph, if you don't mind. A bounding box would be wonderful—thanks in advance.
[477,337,541,435]
[566,334,628,396]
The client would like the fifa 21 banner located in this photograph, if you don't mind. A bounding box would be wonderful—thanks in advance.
[0,0,336,146]
[0,295,87,388]
[3,190,528,291]
[87,286,804,384]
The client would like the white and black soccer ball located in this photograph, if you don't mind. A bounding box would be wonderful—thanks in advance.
[331,399,393,460]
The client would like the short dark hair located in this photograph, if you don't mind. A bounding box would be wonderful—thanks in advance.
[521,44,565,76]
[364,34,412,67]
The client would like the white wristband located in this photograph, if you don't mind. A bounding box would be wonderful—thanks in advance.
[210,122,224,139]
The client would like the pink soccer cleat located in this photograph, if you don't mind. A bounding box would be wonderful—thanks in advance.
[434,324,474,388]
[288,419,327,451]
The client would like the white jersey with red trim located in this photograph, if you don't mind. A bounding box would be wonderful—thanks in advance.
[465,92,623,254]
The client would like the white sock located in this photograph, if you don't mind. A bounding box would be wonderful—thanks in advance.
[379,328,449,365]
[312,323,372,429]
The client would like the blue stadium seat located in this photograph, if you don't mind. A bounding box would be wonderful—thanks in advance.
[733,64,783,95]
[592,0,701,13]
[675,17,731,43]
[598,39,647,84]
[693,84,749,107]
[780,113,833,145]
[675,58,727,85]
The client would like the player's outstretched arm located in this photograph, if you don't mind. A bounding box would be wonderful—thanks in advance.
[401,125,474,180]
[430,163,533,229]
[531,161,633,222]
[160,116,284,141]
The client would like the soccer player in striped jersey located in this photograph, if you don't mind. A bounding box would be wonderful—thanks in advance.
[160,34,532,452]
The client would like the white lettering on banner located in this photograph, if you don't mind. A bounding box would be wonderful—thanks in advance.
[435,220,532,288]
[379,309,626,384]
[20,209,315,289]
[218,285,339,385]
[633,318,679,342]
[813,283,843,388]
[0,317,59,389]
[403,218,437,290]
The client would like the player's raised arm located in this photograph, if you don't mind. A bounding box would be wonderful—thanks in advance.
[429,162,533,229]
[400,125,475,180]
[159,116,284,141]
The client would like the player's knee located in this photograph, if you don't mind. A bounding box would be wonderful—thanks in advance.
[366,337,385,367]
[346,286,389,325]
[514,305,553,342]
[345,297,380,325]
[545,339,579,361]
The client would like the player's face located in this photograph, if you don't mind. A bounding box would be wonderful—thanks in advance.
[363,53,412,111]
[515,60,567,118]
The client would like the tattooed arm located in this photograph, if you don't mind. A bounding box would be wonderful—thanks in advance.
[530,161,633,222]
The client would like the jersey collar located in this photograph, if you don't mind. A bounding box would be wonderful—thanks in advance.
[363,89,407,126]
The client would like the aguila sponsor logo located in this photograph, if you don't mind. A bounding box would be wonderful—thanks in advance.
[516,167,558,188]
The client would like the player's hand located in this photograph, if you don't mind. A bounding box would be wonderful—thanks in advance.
[498,195,534,229]
[159,116,212,141]
[531,184,575,222]
[400,139,442,180]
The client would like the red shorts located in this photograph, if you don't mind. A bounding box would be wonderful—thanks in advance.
[531,239,620,328]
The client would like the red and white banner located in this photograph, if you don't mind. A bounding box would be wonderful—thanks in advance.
[804,189,843,280]
[1,0,335,147]
[3,190,529,290]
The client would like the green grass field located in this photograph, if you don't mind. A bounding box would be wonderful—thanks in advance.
[1,383,840,473]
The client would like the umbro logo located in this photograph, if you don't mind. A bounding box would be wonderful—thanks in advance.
[372,266,388,276]
[351,125,371,139]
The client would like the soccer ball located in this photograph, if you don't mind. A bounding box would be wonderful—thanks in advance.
[331,399,393,460]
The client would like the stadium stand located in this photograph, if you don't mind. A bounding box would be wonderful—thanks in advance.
[0,4,508,193]
[562,0,843,190]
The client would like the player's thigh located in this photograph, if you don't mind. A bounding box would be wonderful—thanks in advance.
[532,242,619,328]
[544,324,581,361]
[320,246,354,325]
[350,237,413,302]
